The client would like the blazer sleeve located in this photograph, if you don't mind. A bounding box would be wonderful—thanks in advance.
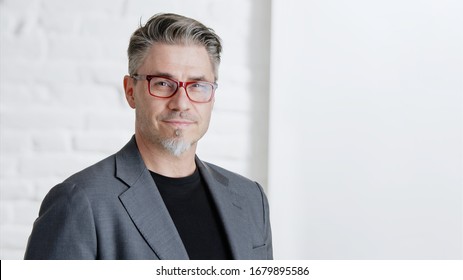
[257,182,273,260]
[24,182,97,260]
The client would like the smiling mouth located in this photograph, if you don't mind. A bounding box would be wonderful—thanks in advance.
[162,120,195,128]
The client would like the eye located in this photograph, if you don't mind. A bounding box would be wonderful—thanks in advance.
[151,78,175,89]
[189,82,208,89]
[155,81,172,87]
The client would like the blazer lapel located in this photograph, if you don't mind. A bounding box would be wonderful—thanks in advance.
[196,158,253,259]
[115,137,189,260]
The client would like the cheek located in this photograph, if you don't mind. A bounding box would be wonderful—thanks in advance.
[200,106,214,129]
[135,97,163,125]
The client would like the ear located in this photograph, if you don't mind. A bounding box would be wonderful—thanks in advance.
[123,75,136,109]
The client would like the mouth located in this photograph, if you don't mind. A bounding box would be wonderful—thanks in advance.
[162,119,195,129]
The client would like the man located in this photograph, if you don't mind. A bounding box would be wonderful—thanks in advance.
[24,13,272,260]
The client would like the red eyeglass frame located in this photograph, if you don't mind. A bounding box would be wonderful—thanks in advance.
[131,74,218,103]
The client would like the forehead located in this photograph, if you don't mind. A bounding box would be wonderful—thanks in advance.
[138,43,214,80]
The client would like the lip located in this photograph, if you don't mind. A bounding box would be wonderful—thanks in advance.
[162,119,195,128]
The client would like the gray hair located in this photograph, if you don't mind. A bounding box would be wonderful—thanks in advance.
[127,13,222,80]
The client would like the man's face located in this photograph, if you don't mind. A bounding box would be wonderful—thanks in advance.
[124,43,215,156]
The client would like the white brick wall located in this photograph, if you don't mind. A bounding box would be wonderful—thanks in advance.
[0,0,270,259]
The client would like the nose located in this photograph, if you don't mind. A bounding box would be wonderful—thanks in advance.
[167,86,191,111]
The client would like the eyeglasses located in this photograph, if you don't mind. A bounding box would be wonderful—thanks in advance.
[131,74,217,103]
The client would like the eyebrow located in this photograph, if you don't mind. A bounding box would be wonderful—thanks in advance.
[152,72,207,82]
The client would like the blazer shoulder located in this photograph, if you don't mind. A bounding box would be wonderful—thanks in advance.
[202,161,255,184]
[57,153,129,199]
[201,160,266,198]
[63,154,117,186]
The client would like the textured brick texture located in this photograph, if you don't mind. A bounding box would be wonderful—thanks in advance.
[0,0,270,259]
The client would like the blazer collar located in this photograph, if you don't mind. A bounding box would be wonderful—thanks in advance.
[115,136,188,260]
[115,136,252,260]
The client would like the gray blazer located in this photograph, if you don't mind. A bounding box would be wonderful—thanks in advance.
[24,136,272,260]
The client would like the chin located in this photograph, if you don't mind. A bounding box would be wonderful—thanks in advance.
[161,137,192,157]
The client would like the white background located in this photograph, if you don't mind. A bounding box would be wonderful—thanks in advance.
[269,0,462,259]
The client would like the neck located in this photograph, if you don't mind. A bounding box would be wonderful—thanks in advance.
[135,133,197,178]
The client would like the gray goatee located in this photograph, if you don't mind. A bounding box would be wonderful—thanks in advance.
[160,129,191,157]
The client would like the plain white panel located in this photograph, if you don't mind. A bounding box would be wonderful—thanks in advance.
[268,0,462,259]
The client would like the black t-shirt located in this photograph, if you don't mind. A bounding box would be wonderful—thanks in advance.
[150,169,233,260]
